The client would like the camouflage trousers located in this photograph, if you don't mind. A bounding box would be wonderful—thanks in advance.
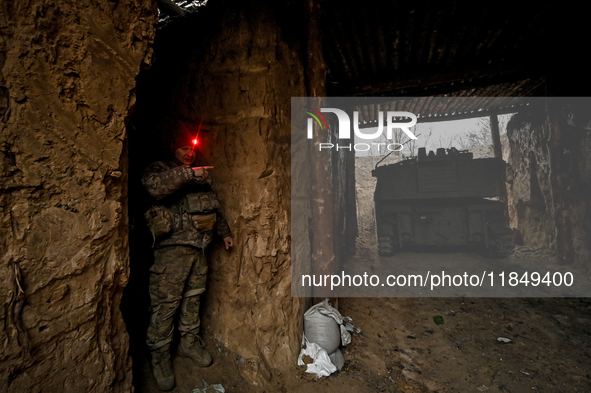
[146,246,208,352]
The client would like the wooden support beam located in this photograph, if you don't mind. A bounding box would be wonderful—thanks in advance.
[344,146,358,254]
[305,0,326,97]
[490,114,511,228]
[548,105,575,265]
[305,0,336,305]
[490,115,502,159]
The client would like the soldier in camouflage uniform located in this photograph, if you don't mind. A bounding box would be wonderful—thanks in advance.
[142,129,233,391]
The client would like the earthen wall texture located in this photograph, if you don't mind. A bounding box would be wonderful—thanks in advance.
[506,108,555,250]
[506,101,591,266]
[0,1,156,391]
[131,2,309,387]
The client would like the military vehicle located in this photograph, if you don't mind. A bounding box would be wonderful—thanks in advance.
[372,147,513,257]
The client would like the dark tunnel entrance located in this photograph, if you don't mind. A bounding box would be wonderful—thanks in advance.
[119,2,308,390]
[120,7,227,391]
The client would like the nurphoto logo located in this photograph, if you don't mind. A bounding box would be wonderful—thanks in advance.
[303,107,418,152]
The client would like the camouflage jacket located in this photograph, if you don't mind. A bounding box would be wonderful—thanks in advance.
[142,160,232,249]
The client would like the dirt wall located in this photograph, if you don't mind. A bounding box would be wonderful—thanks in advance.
[0,1,156,391]
[130,2,309,387]
[506,100,591,266]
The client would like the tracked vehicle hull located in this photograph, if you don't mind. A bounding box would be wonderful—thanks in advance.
[372,148,513,257]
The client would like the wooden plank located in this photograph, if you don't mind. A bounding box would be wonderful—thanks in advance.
[306,0,337,304]
[490,115,502,159]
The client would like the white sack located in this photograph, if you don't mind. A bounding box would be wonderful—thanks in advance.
[297,340,337,378]
[304,299,361,351]
[304,302,341,354]
[299,299,361,378]
[329,348,345,371]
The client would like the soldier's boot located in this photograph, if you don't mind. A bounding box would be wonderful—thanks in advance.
[178,333,212,367]
[151,346,175,391]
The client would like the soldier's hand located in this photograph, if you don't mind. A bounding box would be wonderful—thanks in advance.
[223,236,233,250]
[192,166,214,181]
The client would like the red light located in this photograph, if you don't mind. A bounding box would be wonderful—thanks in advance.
[192,139,198,145]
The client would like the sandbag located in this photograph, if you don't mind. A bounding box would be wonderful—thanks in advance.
[304,302,341,354]
[299,299,361,378]
[329,349,344,371]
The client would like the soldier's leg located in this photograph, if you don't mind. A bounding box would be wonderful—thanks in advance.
[147,246,197,389]
[177,247,211,366]
[146,246,195,351]
[178,247,208,334]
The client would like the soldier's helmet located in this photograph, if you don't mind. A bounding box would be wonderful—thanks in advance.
[171,128,197,152]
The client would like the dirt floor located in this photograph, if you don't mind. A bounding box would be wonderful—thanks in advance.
[130,154,591,392]
[131,257,591,393]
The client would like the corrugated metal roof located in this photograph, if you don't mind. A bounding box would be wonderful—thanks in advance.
[321,1,551,98]
[348,95,536,126]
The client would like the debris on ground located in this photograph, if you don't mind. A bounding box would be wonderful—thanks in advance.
[192,380,225,393]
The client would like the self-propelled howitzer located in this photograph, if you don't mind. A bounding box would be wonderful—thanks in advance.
[372,147,513,257]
